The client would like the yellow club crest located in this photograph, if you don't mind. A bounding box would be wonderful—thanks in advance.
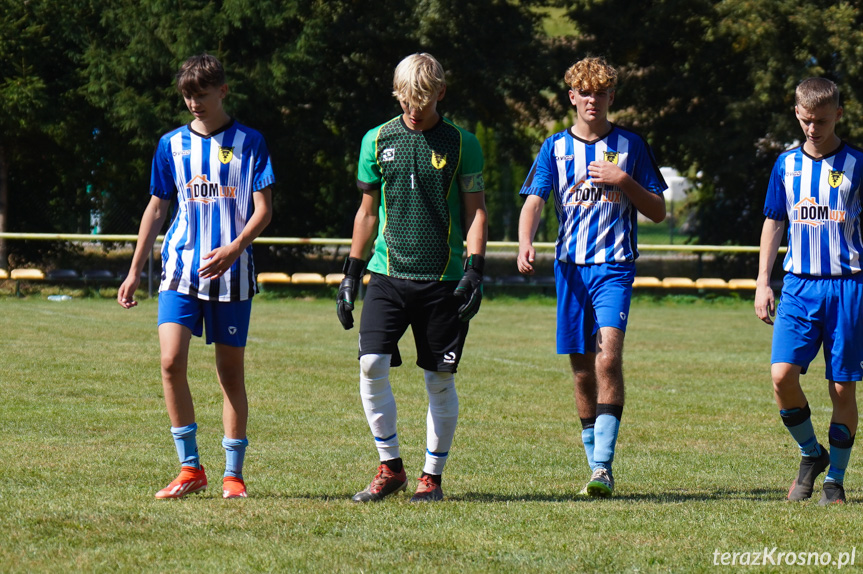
[603,151,619,165]
[218,146,234,165]
[828,170,844,188]
[431,150,447,169]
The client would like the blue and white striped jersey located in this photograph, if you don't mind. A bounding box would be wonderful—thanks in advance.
[520,125,666,265]
[764,143,863,277]
[150,120,275,301]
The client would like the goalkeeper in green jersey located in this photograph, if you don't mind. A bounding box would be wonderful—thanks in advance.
[337,52,488,503]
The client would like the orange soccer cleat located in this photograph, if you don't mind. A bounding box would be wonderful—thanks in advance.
[222,476,247,499]
[155,465,208,499]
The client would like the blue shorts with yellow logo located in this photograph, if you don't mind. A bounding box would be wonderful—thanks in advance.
[772,273,863,381]
[554,260,635,355]
[158,290,252,347]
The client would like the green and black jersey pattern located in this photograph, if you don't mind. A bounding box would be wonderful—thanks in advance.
[357,116,485,281]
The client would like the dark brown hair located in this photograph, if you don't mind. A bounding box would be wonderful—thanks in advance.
[176,53,225,96]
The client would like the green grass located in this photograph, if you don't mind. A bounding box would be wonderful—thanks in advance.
[638,220,690,245]
[0,296,858,572]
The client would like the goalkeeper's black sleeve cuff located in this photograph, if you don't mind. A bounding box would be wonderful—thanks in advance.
[343,256,366,278]
[464,254,485,274]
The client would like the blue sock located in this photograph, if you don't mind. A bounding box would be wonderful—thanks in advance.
[593,404,623,472]
[223,436,249,479]
[171,423,200,469]
[779,404,822,457]
[580,417,596,471]
[825,423,855,484]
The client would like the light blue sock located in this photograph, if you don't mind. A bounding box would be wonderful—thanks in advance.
[593,404,623,472]
[171,423,200,469]
[779,405,822,458]
[825,423,854,484]
[223,436,249,479]
[580,417,596,471]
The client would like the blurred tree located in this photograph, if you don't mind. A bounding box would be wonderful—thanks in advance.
[0,0,106,265]
[77,0,553,247]
[557,0,863,247]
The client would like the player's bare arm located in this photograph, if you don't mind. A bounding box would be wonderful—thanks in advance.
[349,190,381,259]
[588,160,666,223]
[462,191,488,257]
[118,195,171,309]
[755,217,784,325]
[517,195,546,275]
[199,187,272,280]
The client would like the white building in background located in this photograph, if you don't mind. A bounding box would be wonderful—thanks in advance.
[660,166,690,202]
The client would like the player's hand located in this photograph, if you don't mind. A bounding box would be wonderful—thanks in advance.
[754,284,775,325]
[517,244,536,275]
[587,160,627,187]
[117,274,140,309]
[199,244,240,280]
[337,257,365,330]
[454,254,485,322]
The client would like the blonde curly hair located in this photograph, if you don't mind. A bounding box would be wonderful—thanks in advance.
[564,57,617,92]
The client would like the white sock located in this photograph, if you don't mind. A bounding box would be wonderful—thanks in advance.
[423,370,458,475]
[359,353,399,461]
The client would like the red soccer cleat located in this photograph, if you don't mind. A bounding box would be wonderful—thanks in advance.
[155,465,208,499]
[222,476,247,499]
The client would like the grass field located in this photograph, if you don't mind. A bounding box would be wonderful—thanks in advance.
[1,295,858,572]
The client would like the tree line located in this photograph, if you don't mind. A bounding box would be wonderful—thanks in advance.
[3,0,862,267]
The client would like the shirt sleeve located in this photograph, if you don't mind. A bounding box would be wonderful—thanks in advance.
[251,133,276,191]
[458,131,485,193]
[632,137,668,195]
[357,127,382,190]
[519,138,554,201]
[149,136,176,200]
[763,158,787,221]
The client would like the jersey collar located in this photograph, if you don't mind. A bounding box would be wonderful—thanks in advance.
[188,118,235,139]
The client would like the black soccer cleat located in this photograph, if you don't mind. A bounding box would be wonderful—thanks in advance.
[787,446,830,501]
[818,481,846,505]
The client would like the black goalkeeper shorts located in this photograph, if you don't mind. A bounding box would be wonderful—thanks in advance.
[358,272,470,373]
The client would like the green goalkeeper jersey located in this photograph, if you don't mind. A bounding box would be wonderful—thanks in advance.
[357,115,485,281]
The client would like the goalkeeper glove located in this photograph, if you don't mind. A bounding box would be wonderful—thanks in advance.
[337,257,365,330]
[454,254,484,322]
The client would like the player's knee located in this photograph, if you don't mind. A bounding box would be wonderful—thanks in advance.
[360,353,390,381]
[594,351,622,380]
[424,370,458,409]
[771,363,799,390]
[160,353,186,379]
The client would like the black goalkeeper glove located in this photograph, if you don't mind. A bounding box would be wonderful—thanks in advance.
[454,254,485,322]
[336,257,366,330]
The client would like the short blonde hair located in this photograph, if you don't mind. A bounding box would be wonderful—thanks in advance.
[564,57,617,92]
[796,77,840,111]
[392,53,446,109]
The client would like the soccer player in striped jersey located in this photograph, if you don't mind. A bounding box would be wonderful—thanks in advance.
[517,57,667,497]
[337,53,487,503]
[118,54,274,500]
[756,77,863,505]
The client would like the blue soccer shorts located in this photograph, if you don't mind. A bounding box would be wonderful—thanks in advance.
[772,272,863,382]
[554,260,635,355]
[158,290,253,347]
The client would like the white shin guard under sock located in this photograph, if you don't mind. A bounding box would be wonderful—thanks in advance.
[359,353,399,461]
[423,370,459,475]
